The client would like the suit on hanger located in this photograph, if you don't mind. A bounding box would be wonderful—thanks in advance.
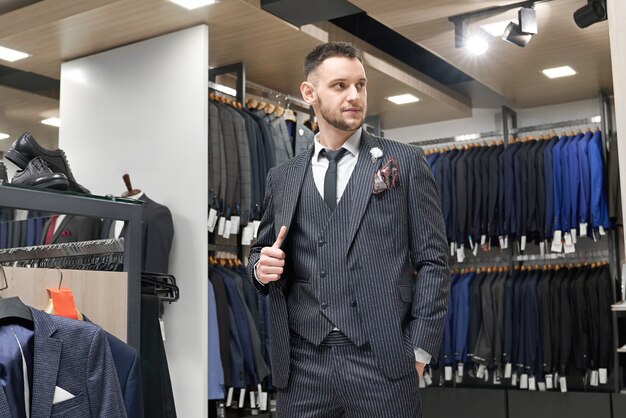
[577,131,593,231]
[267,114,293,165]
[0,308,127,418]
[209,101,226,213]
[216,103,241,218]
[41,215,101,245]
[225,105,252,223]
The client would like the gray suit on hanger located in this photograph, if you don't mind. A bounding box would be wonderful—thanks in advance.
[266,114,292,166]
[209,101,226,211]
[225,106,252,223]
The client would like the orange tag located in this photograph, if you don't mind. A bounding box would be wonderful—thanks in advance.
[47,288,78,319]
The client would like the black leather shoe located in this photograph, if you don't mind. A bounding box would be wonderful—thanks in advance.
[6,132,90,193]
[12,157,70,190]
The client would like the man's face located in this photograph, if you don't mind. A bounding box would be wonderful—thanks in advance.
[307,57,367,132]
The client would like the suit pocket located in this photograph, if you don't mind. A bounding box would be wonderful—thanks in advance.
[50,393,89,417]
[398,285,414,303]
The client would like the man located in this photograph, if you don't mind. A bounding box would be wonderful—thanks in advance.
[248,42,449,417]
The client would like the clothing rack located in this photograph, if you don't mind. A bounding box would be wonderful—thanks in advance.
[0,183,143,350]
[0,238,124,263]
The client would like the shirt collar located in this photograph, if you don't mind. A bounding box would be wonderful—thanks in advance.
[314,127,362,161]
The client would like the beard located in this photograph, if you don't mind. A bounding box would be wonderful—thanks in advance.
[318,96,365,131]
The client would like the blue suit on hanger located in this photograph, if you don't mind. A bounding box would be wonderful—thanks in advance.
[453,272,473,364]
[577,131,593,230]
[588,130,610,229]
[567,134,583,234]
[543,137,557,239]
[559,135,574,234]
[551,136,568,234]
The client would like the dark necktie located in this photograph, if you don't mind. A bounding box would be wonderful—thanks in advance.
[321,148,348,210]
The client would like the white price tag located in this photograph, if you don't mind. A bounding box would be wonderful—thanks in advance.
[520,374,528,389]
[580,223,588,237]
[259,392,268,411]
[565,233,572,246]
[590,370,599,387]
[511,373,518,386]
[456,245,465,263]
[499,236,505,249]
[444,366,453,381]
[538,382,547,392]
[546,374,553,389]
[457,363,464,377]
[564,239,576,254]
[257,384,263,401]
[223,220,232,239]
[450,242,455,256]
[230,216,240,234]
[599,368,608,384]
[249,391,257,408]
[521,235,527,251]
[505,236,510,249]
[159,319,166,342]
[226,387,234,407]
[554,372,559,387]
[529,376,536,391]
[493,369,501,385]
[560,377,568,392]
[481,235,487,246]
[484,369,489,382]
[551,230,563,253]
[476,364,486,379]
[424,372,433,386]
[241,225,254,245]
[238,389,246,408]
[253,220,261,238]
[599,225,606,236]
[217,217,226,236]
[473,244,479,257]
[208,208,218,232]
[540,242,545,256]
[504,363,512,378]
[455,373,463,383]
[571,228,577,244]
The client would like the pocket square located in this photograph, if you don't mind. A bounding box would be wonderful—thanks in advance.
[372,157,399,194]
[60,230,72,238]
[53,386,75,405]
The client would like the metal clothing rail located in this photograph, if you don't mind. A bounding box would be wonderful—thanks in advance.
[0,238,124,263]
[411,116,602,148]
[514,249,609,263]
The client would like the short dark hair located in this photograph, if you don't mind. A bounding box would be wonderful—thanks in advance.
[304,42,363,79]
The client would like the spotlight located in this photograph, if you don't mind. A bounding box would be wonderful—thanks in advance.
[466,34,489,55]
[573,0,607,28]
[502,7,536,47]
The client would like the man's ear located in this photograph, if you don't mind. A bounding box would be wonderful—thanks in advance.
[300,81,316,105]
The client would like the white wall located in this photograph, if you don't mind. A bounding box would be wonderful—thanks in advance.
[59,25,208,417]
[386,98,601,144]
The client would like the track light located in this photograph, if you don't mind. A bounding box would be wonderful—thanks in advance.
[502,8,536,47]
[449,1,550,50]
[573,0,607,29]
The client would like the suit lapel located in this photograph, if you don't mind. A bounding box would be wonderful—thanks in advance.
[51,215,72,243]
[347,131,382,246]
[277,145,314,236]
[30,308,63,418]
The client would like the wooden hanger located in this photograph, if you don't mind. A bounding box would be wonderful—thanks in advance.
[274,105,285,117]
[122,174,142,198]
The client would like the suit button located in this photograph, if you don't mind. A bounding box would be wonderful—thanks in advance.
[321,302,328,309]
[320,271,326,278]
[350,301,357,307]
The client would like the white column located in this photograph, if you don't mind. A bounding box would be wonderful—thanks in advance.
[59,25,209,417]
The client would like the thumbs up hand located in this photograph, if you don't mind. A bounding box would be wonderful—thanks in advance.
[256,225,288,285]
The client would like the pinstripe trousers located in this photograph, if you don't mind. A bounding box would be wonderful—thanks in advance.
[277,335,422,418]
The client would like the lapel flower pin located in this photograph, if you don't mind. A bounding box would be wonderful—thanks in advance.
[370,147,383,163]
[372,157,399,195]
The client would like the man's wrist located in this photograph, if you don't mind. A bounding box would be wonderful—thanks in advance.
[253,262,267,286]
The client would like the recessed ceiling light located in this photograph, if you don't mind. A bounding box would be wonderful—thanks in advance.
[168,0,218,10]
[0,46,29,62]
[480,20,515,37]
[0,133,10,140]
[542,66,576,79]
[387,94,420,105]
[41,117,61,127]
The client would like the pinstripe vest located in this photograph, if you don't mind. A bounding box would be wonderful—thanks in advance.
[285,165,367,346]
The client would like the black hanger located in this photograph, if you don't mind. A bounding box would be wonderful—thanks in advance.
[0,266,33,323]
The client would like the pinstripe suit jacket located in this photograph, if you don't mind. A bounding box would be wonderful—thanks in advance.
[248,130,450,388]
[0,308,126,417]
